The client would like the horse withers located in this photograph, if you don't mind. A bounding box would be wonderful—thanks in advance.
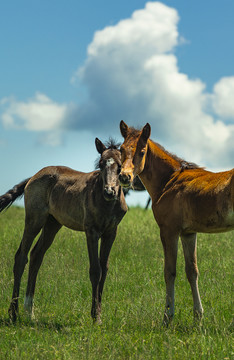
[119,120,234,325]
[0,138,127,323]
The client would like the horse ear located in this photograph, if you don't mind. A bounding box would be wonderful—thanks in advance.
[140,123,151,143]
[120,120,129,138]
[95,138,106,154]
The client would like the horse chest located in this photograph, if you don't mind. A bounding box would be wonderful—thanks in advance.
[90,206,123,232]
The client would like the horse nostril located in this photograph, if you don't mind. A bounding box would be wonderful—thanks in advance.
[104,186,115,199]
[111,187,116,195]
[119,173,131,186]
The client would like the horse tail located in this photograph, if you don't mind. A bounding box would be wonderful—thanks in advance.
[0,178,31,212]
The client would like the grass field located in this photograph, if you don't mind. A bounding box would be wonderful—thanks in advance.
[0,206,233,359]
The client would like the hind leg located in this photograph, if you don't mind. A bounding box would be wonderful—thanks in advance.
[24,215,62,318]
[160,227,179,326]
[181,233,203,320]
[9,212,48,322]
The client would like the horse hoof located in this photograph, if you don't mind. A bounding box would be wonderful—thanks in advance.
[93,316,102,325]
[162,312,173,327]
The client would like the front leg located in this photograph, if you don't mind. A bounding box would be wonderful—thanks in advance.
[98,228,117,311]
[160,228,179,326]
[86,229,101,323]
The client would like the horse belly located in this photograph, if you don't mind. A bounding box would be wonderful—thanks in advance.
[53,211,85,231]
[49,191,86,231]
[207,210,234,233]
[183,204,234,234]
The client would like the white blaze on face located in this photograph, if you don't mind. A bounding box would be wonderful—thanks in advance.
[106,158,115,167]
[105,157,118,191]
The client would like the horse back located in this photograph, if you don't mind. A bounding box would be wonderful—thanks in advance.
[154,168,234,234]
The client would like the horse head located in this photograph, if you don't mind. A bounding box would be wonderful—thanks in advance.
[95,138,122,201]
[119,120,151,188]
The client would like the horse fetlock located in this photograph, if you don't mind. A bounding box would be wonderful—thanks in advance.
[162,310,174,327]
[193,307,204,321]
[92,312,102,325]
[91,300,101,322]
[8,301,18,323]
[24,295,34,318]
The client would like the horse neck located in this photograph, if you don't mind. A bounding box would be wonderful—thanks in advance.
[139,139,180,202]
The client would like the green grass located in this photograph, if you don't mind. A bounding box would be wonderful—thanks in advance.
[0,207,233,359]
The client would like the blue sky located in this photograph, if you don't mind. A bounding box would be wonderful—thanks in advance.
[1,0,234,207]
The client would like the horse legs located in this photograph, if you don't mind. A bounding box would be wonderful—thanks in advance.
[86,229,101,323]
[98,228,117,317]
[9,214,48,322]
[24,215,62,318]
[181,233,204,320]
[160,228,179,326]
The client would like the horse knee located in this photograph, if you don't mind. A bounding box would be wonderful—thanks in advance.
[164,268,176,283]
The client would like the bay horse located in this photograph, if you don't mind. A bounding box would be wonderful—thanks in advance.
[119,120,234,325]
[0,138,127,323]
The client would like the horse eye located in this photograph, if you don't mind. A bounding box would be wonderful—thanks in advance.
[140,150,145,157]
[117,165,121,174]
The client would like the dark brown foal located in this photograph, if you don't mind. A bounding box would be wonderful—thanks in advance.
[0,138,127,323]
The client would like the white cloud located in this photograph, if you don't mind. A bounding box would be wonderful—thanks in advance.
[1,92,68,131]
[212,77,234,119]
[87,2,179,57]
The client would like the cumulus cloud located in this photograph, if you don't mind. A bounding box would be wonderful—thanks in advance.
[71,2,181,134]
[88,2,179,56]
[0,93,77,146]
[71,1,234,168]
[212,77,234,120]
[0,1,233,167]
[1,93,68,131]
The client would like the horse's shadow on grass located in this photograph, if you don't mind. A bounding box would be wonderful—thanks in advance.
[0,314,70,332]
[0,314,233,335]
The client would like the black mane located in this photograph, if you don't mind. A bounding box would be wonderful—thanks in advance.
[104,138,121,150]
[95,138,121,170]
[152,140,201,171]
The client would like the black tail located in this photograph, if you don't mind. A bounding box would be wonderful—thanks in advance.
[0,178,31,212]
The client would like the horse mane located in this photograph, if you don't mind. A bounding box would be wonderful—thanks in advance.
[95,138,121,170]
[104,138,121,150]
[154,141,201,171]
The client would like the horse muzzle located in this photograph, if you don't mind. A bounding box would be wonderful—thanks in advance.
[119,172,133,188]
[103,186,117,201]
